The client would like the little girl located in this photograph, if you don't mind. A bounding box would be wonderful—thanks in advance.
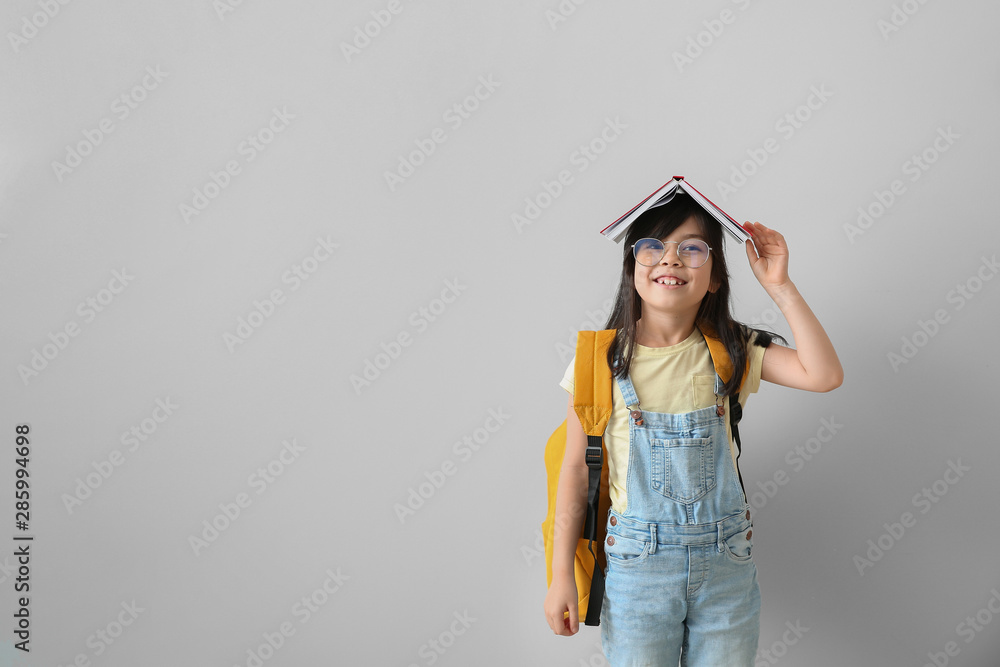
[544,193,843,666]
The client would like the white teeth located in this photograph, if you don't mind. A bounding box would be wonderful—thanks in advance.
[656,278,685,285]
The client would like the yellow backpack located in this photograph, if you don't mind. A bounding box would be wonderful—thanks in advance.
[542,324,750,626]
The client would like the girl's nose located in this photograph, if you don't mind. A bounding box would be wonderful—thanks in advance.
[660,243,681,265]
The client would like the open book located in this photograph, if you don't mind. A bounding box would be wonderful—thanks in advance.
[600,176,751,244]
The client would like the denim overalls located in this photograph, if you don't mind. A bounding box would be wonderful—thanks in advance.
[600,357,761,666]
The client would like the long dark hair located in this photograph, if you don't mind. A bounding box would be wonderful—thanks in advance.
[603,193,786,398]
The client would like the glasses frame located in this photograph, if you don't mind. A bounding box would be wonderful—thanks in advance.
[631,238,713,268]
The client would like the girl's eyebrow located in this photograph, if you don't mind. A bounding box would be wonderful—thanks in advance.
[664,233,708,241]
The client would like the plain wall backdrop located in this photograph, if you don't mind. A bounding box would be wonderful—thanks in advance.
[2,1,999,665]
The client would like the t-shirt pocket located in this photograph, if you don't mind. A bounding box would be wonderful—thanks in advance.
[691,374,718,411]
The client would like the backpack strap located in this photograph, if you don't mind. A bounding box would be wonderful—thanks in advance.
[699,322,750,390]
[573,330,615,435]
[574,330,614,537]
[698,322,751,504]
[573,329,615,626]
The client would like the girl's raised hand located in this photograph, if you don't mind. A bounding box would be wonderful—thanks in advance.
[742,221,790,292]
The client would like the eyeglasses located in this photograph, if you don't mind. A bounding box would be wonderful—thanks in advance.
[631,238,712,268]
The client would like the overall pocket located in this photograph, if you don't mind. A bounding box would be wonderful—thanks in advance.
[721,528,753,564]
[650,438,716,503]
[604,530,650,566]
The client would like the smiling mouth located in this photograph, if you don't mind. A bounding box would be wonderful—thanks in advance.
[654,277,687,286]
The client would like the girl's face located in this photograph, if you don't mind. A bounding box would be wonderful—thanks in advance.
[633,216,718,316]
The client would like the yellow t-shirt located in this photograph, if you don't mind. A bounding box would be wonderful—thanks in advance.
[559,327,767,514]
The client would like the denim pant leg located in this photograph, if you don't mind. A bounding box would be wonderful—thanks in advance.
[600,529,689,666]
[680,535,761,666]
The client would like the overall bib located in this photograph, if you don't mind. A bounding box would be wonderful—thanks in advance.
[600,363,761,666]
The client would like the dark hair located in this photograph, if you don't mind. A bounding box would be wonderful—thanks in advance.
[603,193,786,398]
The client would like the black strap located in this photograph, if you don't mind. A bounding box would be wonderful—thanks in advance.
[583,434,604,626]
[583,435,603,540]
[730,396,747,504]
[584,540,605,626]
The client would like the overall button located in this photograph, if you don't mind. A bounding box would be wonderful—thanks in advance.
[746,529,752,539]
[746,510,750,520]
[610,516,617,526]
[607,536,615,546]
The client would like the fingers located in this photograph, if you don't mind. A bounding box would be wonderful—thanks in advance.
[744,221,771,238]
[548,614,580,637]
[567,605,579,635]
[743,222,786,250]
[546,606,578,636]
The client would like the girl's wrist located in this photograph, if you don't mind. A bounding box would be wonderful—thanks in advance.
[765,279,799,309]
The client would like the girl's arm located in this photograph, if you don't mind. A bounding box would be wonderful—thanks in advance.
[743,222,844,393]
[544,393,590,635]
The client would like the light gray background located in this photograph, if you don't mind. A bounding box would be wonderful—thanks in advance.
[2,1,999,666]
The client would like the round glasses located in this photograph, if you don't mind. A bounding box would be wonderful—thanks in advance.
[632,238,712,268]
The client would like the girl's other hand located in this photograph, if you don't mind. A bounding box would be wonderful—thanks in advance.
[743,221,790,292]
[544,576,580,636]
